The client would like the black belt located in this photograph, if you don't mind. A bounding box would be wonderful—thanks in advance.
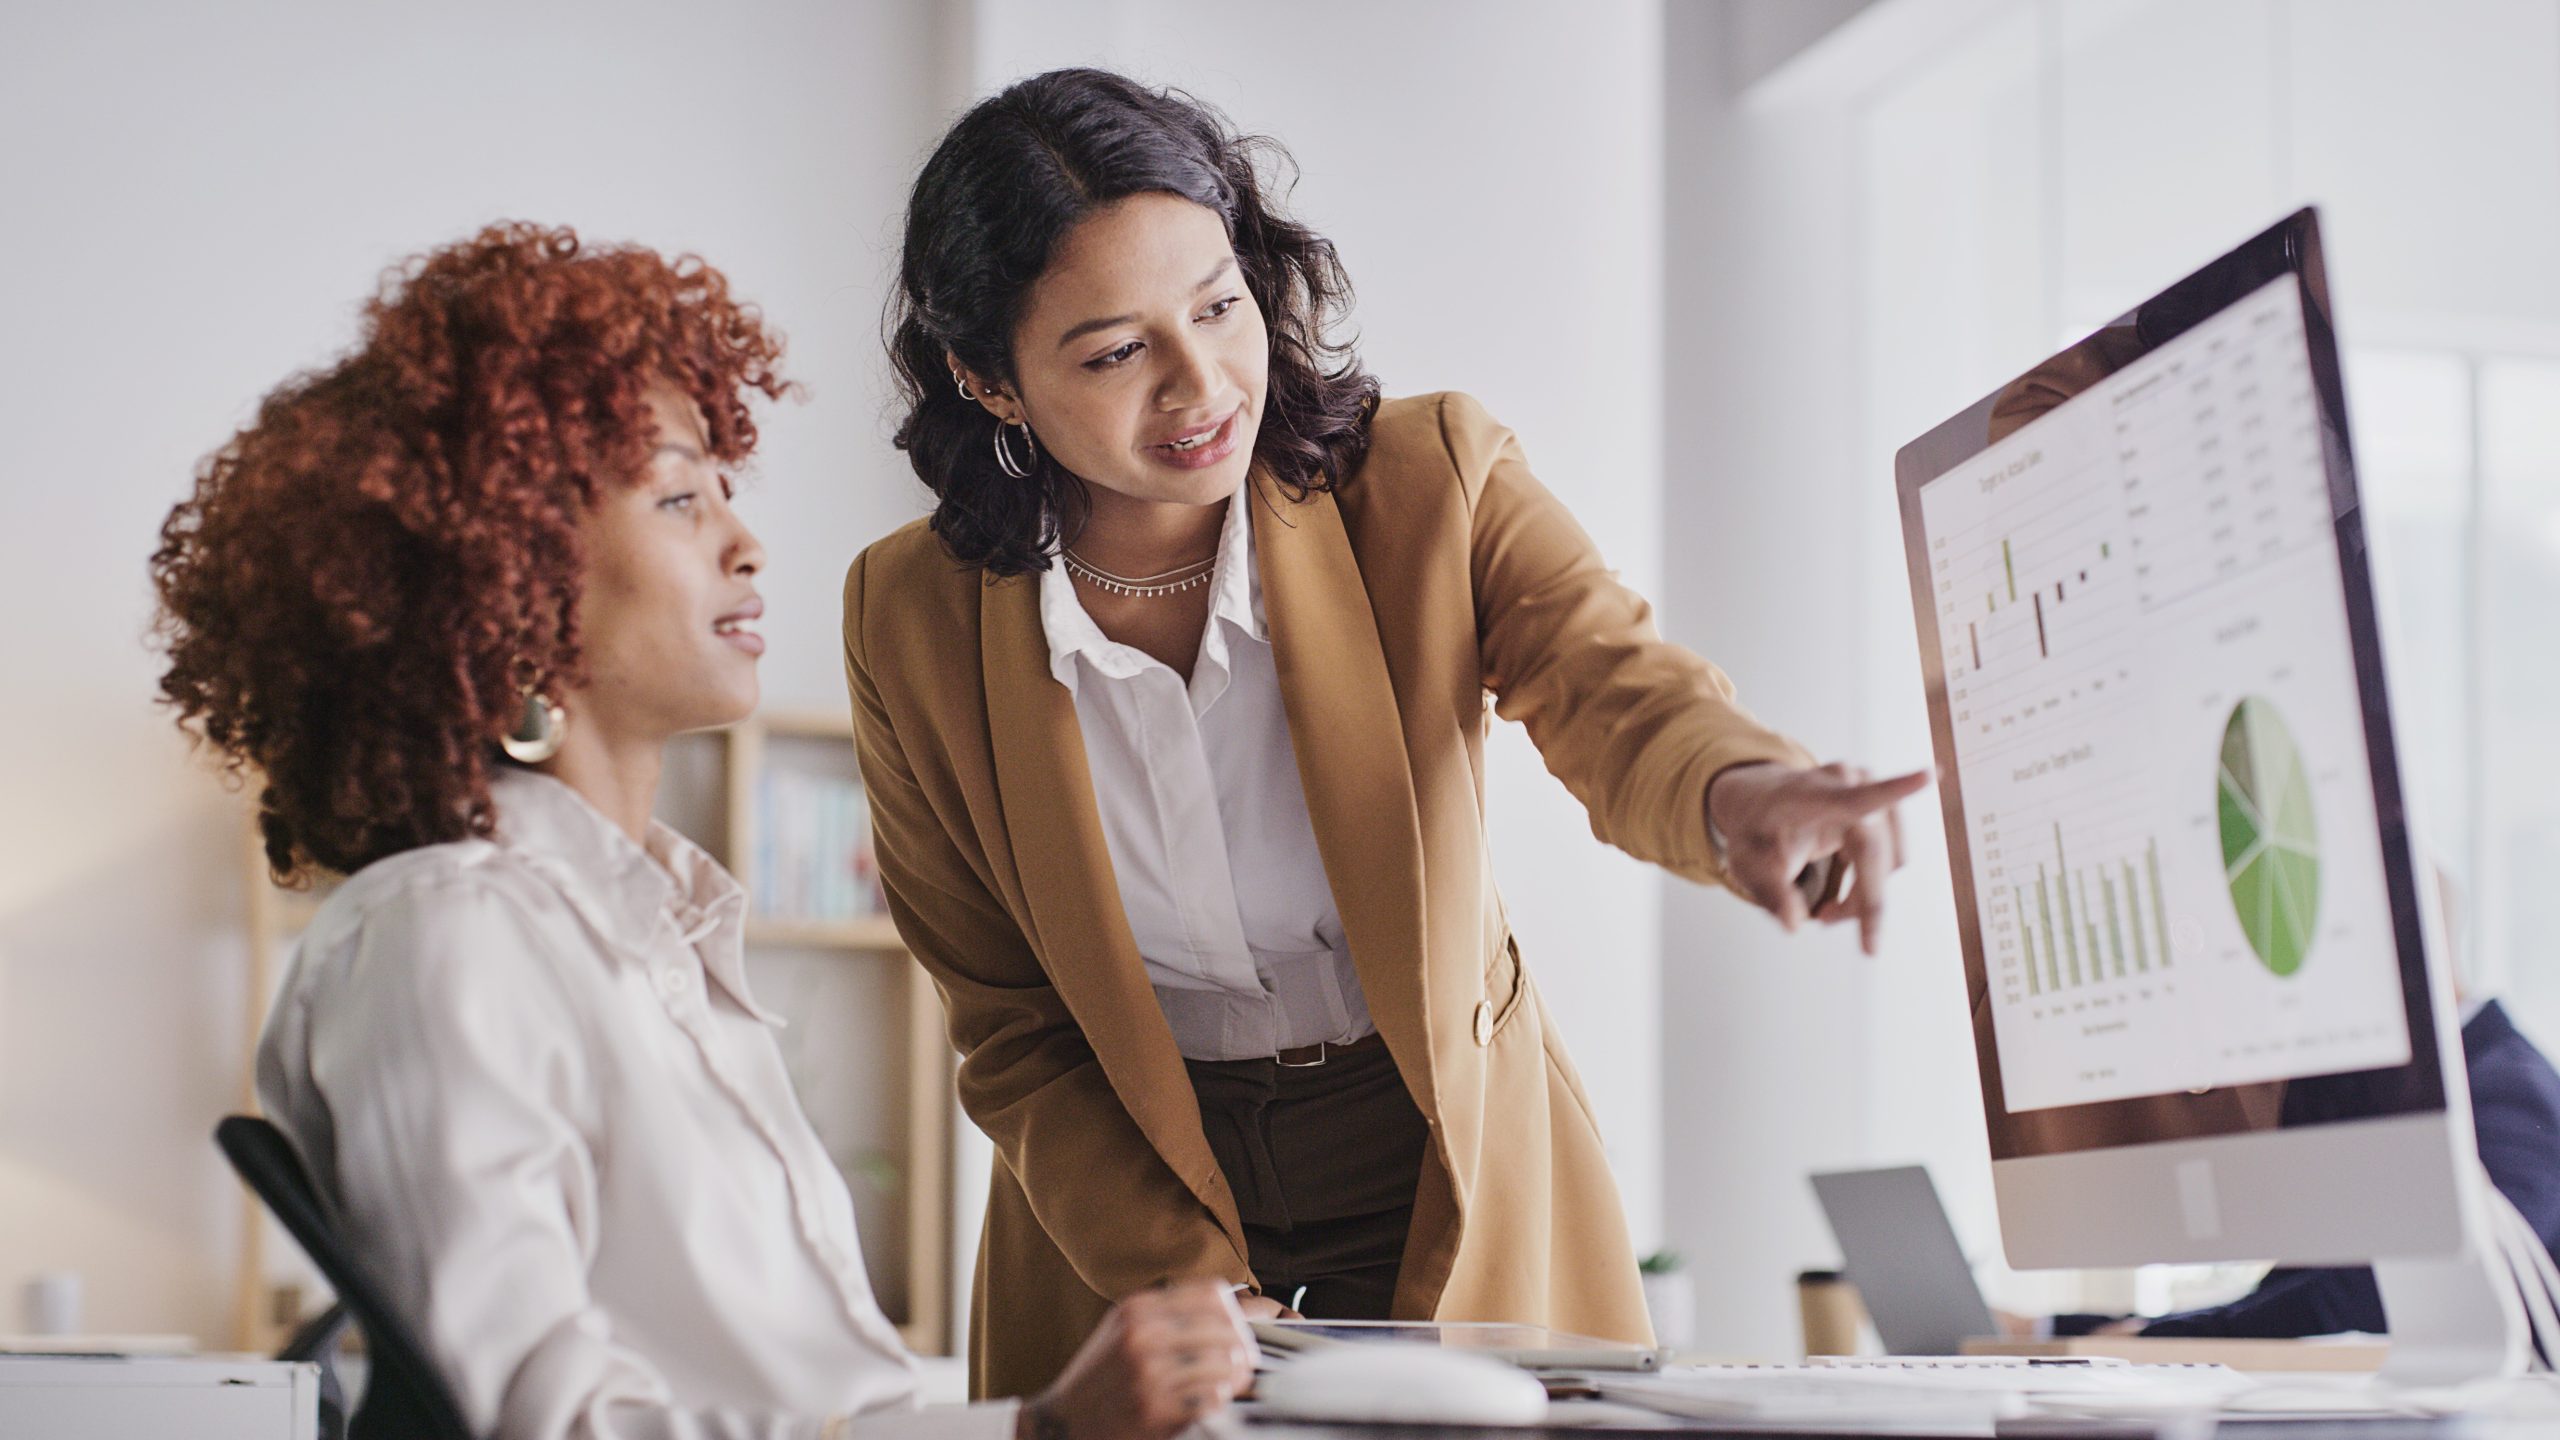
[1272,1030,1385,1069]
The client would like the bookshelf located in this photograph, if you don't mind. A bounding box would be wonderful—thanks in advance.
[234,709,957,1356]
[235,819,313,1354]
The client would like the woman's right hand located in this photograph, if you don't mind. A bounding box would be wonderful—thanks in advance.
[1705,760,1932,955]
[1019,1280,1257,1440]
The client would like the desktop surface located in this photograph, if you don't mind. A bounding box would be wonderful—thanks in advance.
[1242,1408,2542,1437]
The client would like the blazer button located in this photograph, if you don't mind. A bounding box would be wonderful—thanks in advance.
[1473,1001,1493,1046]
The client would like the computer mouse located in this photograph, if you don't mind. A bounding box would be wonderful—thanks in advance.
[1252,1341,1552,1426]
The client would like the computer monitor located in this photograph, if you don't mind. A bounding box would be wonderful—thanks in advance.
[1893,209,2485,1281]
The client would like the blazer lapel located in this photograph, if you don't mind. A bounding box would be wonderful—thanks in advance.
[1251,477,1439,1116]
[977,573,1240,1233]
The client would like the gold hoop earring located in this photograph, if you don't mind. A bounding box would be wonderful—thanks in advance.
[501,687,567,764]
[994,419,1038,480]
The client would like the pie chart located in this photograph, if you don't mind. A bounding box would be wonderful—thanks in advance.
[2217,697,2320,977]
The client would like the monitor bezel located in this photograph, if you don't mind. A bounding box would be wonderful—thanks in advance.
[1894,206,2451,1167]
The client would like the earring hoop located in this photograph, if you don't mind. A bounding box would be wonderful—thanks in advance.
[501,686,568,764]
[993,420,1038,480]
[952,372,976,401]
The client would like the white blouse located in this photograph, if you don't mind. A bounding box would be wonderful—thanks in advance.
[1040,491,1376,1062]
[257,768,1011,1440]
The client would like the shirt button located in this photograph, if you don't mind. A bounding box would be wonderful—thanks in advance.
[1473,1001,1494,1046]
[658,967,692,1000]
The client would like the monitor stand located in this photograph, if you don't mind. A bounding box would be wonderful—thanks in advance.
[2376,1248,2532,1384]
[2377,1163,2560,1387]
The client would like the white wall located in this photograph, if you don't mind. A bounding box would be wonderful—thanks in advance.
[1726,0,1888,90]
[0,0,948,1342]
[961,0,1676,1253]
[1660,0,1890,1358]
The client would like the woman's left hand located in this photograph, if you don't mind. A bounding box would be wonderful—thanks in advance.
[1706,762,1932,955]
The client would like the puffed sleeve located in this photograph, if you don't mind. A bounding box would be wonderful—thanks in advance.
[1443,391,1815,888]
[283,875,1017,1440]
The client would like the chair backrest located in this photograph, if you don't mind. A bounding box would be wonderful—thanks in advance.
[217,1115,477,1440]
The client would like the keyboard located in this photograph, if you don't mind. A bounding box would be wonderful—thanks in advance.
[1598,1358,2255,1429]
[1600,1361,2560,1427]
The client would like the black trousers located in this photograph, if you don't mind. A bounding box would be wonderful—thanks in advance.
[1184,1033,1431,1318]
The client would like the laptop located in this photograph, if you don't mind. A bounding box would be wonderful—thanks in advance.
[1809,1165,2000,1355]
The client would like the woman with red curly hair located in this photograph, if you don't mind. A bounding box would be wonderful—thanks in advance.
[153,222,1252,1440]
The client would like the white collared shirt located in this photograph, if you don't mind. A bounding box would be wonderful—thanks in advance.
[257,768,1010,1440]
[1039,492,1375,1062]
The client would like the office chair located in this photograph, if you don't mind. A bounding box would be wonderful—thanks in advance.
[216,1115,476,1440]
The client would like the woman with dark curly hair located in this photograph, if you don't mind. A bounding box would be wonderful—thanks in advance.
[847,68,1930,1398]
[154,222,1251,1440]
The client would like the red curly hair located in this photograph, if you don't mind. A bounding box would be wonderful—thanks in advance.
[152,222,790,882]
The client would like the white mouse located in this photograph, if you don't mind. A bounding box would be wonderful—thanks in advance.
[1252,1341,1551,1426]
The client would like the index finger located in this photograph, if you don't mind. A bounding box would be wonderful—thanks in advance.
[1830,767,1932,817]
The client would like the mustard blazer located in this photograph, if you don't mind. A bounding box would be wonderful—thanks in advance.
[841,392,1811,1398]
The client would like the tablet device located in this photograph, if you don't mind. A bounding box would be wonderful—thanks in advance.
[1251,1319,1664,1372]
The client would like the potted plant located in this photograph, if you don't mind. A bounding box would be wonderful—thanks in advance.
[1638,1250,1695,1352]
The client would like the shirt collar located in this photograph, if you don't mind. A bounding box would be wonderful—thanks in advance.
[1206,486,1266,643]
[1037,491,1266,694]
[488,767,776,1024]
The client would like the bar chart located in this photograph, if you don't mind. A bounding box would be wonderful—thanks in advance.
[1961,535,2115,667]
[2012,825,2173,997]
[1968,753,2188,1022]
[1934,471,2127,677]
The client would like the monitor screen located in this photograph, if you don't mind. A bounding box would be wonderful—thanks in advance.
[1897,210,2449,1165]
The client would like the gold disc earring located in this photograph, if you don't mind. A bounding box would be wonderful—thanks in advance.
[501,686,568,764]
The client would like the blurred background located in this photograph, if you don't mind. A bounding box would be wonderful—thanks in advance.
[3,0,2555,1363]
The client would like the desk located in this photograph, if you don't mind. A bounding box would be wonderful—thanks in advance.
[1239,1364,2560,1438]
[1245,1415,2532,1437]
[0,1354,320,1439]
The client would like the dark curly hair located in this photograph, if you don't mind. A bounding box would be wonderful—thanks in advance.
[151,221,790,882]
[888,67,1381,577]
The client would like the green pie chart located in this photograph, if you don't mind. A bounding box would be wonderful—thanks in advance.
[2217,697,2321,977]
